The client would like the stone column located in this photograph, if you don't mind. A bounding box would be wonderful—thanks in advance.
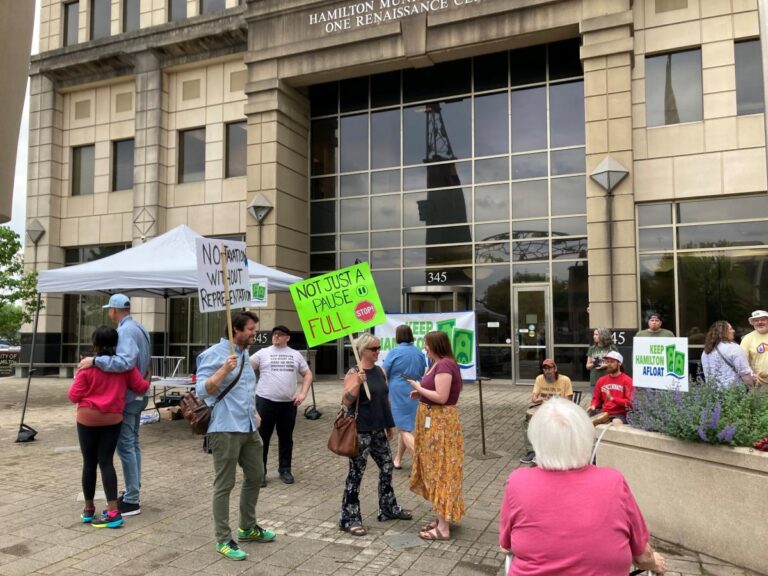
[244,69,309,328]
[581,3,638,330]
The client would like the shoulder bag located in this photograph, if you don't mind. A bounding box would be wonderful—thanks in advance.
[327,394,360,458]
[180,353,246,435]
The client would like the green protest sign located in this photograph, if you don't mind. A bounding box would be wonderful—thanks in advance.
[290,262,386,347]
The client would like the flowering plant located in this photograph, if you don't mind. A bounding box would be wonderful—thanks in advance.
[629,378,768,447]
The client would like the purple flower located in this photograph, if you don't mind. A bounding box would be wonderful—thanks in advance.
[717,424,737,443]
[697,426,708,441]
[710,402,721,429]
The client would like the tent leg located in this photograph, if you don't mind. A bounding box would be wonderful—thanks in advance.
[16,293,41,443]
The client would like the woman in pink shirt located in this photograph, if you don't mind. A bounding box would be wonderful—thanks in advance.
[68,326,148,528]
[499,398,666,576]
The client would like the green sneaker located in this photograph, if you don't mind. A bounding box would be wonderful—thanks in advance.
[237,524,276,543]
[216,540,247,561]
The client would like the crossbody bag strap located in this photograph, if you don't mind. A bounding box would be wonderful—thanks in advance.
[714,343,738,374]
[212,352,246,407]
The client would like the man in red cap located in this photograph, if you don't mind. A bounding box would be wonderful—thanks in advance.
[588,351,634,424]
[519,358,573,465]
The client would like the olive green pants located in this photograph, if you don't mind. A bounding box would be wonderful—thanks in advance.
[209,431,264,543]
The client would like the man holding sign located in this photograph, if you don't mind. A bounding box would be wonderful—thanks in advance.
[196,311,276,561]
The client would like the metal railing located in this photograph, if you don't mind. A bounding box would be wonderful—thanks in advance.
[150,356,187,379]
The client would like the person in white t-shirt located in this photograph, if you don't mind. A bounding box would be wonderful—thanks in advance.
[250,326,313,486]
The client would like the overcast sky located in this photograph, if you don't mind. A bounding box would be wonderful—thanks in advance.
[8,0,41,245]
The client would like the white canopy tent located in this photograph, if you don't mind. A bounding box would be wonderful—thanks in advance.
[38,224,301,296]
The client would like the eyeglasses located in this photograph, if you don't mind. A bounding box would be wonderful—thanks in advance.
[367,346,381,352]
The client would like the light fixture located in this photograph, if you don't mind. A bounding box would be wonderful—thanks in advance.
[590,155,629,194]
[27,219,45,245]
[247,193,273,224]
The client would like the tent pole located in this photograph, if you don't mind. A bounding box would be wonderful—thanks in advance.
[164,294,169,358]
[16,293,42,442]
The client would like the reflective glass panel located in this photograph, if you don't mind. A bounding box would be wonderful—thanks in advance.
[511,87,546,152]
[340,77,368,112]
[513,240,549,261]
[403,189,471,227]
[225,121,246,178]
[551,216,586,237]
[371,109,400,169]
[371,71,400,108]
[179,128,205,183]
[638,253,675,331]
[475,265,511,344]
[403,225,473,246]
[645,49,703,126]
[638,203,672,226]
[72,145,95,196]
[310,236,335,251]
[340,233,368,250]
[310,201,335,234]
[677,195,768,223]
[310,177,335,199]
[65,1,79,46]
[735,40,764,115]
[339,198,368,232]
[475,222,509,242]
[552,260,589,344]
[479,347,513,376]
[552,238,587,259]
[474,92,509,156]
[340,114,368,172]
[371,195,400,230]
[310,82,338,117]
[474,184,510,222]
[512,219,548,237]
[371,169,400,194]
[511,180,548,219]
[511,152,547,179]
[638,228,673,251]
[677,222,768,249]
[475,52,508,92]
[112,139,134,191]
[551,176,586,216]
[200,0,225,13]
[311,253,335,272]
[475,157,509,184]
[550,81,585,147]
[475,242,510,263]
[123,0,140,32]
[548,39,582,80]
[372,270,401,312]
[372,249,401,269]
[372,230,400,248]
[550,147,585,176]
[310,118,337,175]
[510,45,546,86]
[340,173,368,197]
[91,0,111,40]
[512,262,549,282]
[404,245,473,267]
[403,60,470,102]
[340,252,368,268]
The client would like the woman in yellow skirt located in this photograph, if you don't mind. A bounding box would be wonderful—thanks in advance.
[406,330,465,540]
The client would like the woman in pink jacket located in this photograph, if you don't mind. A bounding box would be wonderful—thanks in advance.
[68,326,148,528]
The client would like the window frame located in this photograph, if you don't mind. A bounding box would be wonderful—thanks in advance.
[64,0,80,47]
[89,0,111,41]
[644,48,703,127]
[225,121,247,178]
[122,0,140,32]
[178,127,206,183]
[72,144,95,196]
[112,138,135,191]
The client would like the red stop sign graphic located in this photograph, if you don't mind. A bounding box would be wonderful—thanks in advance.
[354,301,376,322]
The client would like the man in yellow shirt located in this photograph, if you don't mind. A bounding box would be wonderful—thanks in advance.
[519,359,573,464]
[741,310,768,386]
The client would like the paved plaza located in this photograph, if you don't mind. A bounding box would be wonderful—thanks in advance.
[0,376,762,576]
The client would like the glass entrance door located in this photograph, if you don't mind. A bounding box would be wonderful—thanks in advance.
[513,285,551,382]
[404,287,471,313]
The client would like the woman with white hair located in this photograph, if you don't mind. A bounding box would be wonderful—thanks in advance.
[499,398,666,575]
[338,333,412,537]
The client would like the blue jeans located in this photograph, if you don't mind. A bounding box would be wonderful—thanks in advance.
[118,395,149,504]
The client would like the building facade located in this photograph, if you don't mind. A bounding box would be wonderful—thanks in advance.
[25,0,768,379]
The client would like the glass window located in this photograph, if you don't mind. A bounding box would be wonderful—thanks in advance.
[551,176,586,216]
[225,121,246,178]
[123,0,140,32]
[548,39,583,80]
[371,249,401,269]
[511,152,547,180]
[404,99,470,164]
[371,169,400,194]
[168,0,186,21]
[475,265,510,343]
[112,139,134,191]
[90,0,110,40]
[513,239,549,261]
[735,40,764,115]
[677,195,768,223]
[551,216,586,237]
[339,173,368,197]
[371,71,400,108]
[200,0,226,13]
[403,189,471,227]
[310,235,335,251]
[64,1,79,46]
[372,231,399,248]
[677,222,768,249]
[475,241,510,263]
[310,82,338,117]
[474,157,509,184]
[340,233,368,250]
[475,222,509,242]
[178,128,205,183]
[638,228,673,251]
[474,92,508,156]
[310,177,335,199]
[550,147,585,176]
[512,262,549,282]
[550,81,585,147]
[552,237,587,259]
[72,145,95,196]
[340,113,368,172]
[339,198,368,232]
[371,195,400,230]
[474,184,510,222]
[404,161,471,191]
[403,60,471,102]
[552,260,588,343]
[645,49,703,126]
[371,109,400,169]
[404,244,472,267]
[511,87,547,152]
[639,253,676,332]
[340,77,368,112]
[512,219,548,237]
[475,52,508,92]
[311,253,335,272]
[511,180,548,219]
[311,201,335,236]
[310,118,337,175]
[372,270,401,312]
[478,347,513,377]
[510,45,546,86]
[404,225,473,246]
[638,203,672,226]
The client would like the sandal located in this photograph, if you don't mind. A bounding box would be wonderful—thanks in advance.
[341,524,367,537]
[419,526,449,541]
[422,519,438,531]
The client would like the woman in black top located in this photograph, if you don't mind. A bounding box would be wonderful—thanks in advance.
[339,333,412,536]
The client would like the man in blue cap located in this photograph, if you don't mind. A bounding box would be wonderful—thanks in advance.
[78,293,151,516]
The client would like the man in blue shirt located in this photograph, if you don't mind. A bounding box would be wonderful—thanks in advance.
[78,293,151,516]
[196,311,276,561]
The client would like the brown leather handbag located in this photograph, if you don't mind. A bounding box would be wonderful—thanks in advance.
[180,354,245,435]
[327,395,360,458]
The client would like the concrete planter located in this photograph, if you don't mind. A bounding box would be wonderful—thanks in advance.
[597,425,768,575]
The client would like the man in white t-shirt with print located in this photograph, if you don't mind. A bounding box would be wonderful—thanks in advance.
[250,326,313,486]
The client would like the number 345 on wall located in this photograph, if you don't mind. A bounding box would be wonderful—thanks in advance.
[426,271,448,284]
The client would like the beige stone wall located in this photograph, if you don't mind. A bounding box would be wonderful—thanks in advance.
[632,0,766,202]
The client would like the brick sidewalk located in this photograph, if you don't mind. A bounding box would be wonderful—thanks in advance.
[0,376,761,576]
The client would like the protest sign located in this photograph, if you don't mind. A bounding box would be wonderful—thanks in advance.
[195,237,251,313]
[632,337,689,391]
[374,312,477,380]
[250,278,269,308]
[290,262,385,347]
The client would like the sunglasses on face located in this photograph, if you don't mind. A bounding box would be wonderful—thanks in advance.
[367,346,381,352]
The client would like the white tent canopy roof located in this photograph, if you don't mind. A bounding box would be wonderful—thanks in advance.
[37,225,302,297]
